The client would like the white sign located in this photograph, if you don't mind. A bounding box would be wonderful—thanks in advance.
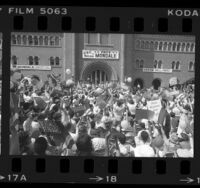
[143,68,172,73]
[13,65,52,70]
[147,99,162,122]
[82,50,119,59]
[169,77,178,86]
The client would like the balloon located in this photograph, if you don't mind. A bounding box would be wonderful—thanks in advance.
[127,77,132,83]
[66,79,74,87]
[66,69,71,75]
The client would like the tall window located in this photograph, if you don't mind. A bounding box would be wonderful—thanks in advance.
[17,35,22,45]
[172,43,176,51]
[28,35,33,45]
[50,57,54,66]
[55,36,60,46]
[88,33,97,44]
[154,41,158,50]
[177,43,181,51]
[34,56,39,65]
[163,42,168,51]
[136,59,140,68]
[11,35,16,45]
[189,61,194,71]
[158,60,162,69]
[186,43,190,52]
[44,36,49,46]
[172,61,176,70]
[176,61,180,70]
[49,57,60,66]
[12,55,17,66]
[34,36,39,45]
[28,56,34,65]
[181,43,186,52]
[0,39,2,49]
[190,43,195,52]
[50,36,55,46]
[39,36,43,46]
[100,34,109,45]
[159,42,163,51]
[154,60,158,68]
[168,42,172,51]
[22,35,27,45]
[139,60,144,68]
[55,57,60,66]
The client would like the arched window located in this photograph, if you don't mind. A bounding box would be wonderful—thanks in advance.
[176,61,180,70]
[163,42,168,51]
[172,42,176,51]
[141,41,145,49]
[17,35,21,45]
[154,41,158,50]
[158,60,162,69]
[28,35,33,45]
[190,43,194,52]
[177,43,181,51]
[22,35,27,45]
[28,56,34,65]
[159,42,163,51]
[50,57,54,66]
[172,61,176,70]
[136,59,140,68]
[12,55,17,66]
[150,41,154,50]
[50,36,55,46]
[140,60,144,68]
[168,42,172,51]
[44,36,49,46]
[11,35,16,45]
[186,43,190,52]
[39,36,43,46]
[34,36,39,45]
[189,62,194,71]
[145,41,150,49]
[154,60,158,68]
[55,36,60,46]
[55,57,60,66]
[34,56,39,65]
[181,43,186,52]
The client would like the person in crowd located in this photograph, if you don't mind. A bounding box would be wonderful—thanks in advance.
[9,72,194,157]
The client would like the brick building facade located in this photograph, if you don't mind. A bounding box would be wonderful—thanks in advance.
[10,33,195,89]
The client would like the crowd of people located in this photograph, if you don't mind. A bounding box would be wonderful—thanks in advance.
[9,70,194,157]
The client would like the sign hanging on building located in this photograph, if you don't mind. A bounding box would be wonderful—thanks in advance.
[12,65,52,70]
[143,68,172,73]
[82,50,119,59]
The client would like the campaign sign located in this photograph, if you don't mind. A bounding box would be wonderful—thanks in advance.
[147,99,162,121]
[135,109,155,121]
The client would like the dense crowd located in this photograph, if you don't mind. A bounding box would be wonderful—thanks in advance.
[9,70,194,157]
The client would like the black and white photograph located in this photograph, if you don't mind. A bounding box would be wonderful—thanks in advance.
[9,33,194,157]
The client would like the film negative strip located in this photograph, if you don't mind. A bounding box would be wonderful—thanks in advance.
[0,3,199,184]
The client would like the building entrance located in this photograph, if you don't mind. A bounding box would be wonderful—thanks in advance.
[87,70,109,84]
